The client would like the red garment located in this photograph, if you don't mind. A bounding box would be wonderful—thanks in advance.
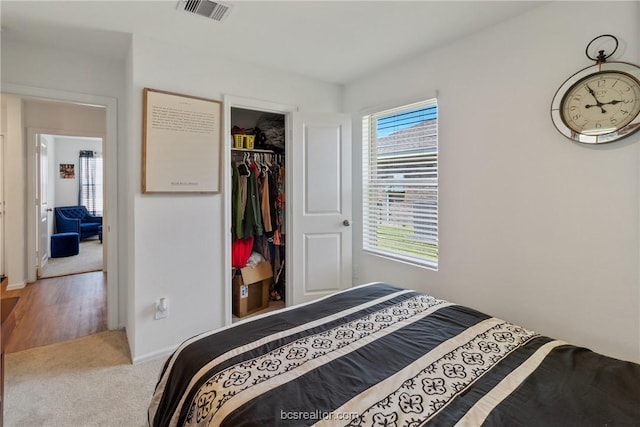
[231,237,254,268]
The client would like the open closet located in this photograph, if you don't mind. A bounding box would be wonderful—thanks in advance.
[229,106,288,320]
[223,95,353,325]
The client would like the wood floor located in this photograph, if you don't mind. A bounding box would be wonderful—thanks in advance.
[1,272,107,353]
[232,299,286,323]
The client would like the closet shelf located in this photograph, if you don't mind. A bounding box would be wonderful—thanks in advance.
[231,148,275,153]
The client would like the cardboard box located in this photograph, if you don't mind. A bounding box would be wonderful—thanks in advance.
[232,261,272,317]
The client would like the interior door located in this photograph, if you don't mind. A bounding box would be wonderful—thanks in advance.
[290,112,352,305]
[0,135,4,277]
[36,135,49,277]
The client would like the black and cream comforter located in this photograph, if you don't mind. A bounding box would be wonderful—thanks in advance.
[148,283,640,426]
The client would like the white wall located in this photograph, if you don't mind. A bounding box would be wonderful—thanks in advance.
[345,1,640,363]
[23,100,106,134]
[130,35,342,361]
[52,136,102,207]
[0,95,26,288]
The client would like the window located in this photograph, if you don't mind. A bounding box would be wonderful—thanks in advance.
[79,150,103,216]
[362,99,438,269]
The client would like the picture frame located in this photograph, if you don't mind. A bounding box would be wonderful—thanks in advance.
[60,164,75,179]
[142,88,222,193]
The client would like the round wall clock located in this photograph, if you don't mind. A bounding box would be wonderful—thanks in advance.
[551,35,640,144]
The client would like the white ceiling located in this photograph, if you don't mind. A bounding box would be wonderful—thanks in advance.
[0,1,544,85]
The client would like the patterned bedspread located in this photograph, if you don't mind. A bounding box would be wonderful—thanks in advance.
[148,283,640,426]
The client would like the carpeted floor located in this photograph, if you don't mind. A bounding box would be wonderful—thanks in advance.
[41,238,103,278]
[5,330,166,427]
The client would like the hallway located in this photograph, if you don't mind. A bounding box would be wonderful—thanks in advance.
[1,271,107,353]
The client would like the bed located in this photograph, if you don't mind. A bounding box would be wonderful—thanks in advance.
[148,283,640,426]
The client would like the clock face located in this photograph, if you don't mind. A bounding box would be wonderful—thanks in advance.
[551,62,640,143]
[560,71,640,136]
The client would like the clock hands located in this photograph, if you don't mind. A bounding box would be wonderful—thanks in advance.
[585,84,607,113]
[585,84,598,98]
[585,99,622,109]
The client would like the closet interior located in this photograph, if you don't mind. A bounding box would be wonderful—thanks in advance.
[230,107,286,320]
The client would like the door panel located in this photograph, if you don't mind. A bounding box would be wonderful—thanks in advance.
[305,126,341,213]
[37,136,49,277]
[291,113,352,305]
[304,233,342,293]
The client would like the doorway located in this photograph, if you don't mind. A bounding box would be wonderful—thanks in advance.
[223,95,297,325]
[37,133,105,279]
[2,82,120,331]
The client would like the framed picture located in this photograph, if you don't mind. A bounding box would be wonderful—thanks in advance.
[60,164,75,179]
[142,88,222,193]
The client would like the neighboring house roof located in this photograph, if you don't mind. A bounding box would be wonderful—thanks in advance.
[376,119,437,157]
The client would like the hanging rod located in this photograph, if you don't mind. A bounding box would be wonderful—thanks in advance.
[231,148,275,153]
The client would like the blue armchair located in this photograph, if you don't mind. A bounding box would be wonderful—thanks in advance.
[54,206,102,240]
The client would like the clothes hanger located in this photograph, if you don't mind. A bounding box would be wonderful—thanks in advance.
[239,152,250,176]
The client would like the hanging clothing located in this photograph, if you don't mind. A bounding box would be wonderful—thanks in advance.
[277,166,286,236]
[231,147,286,303]
[239,169,248,223]
[233,161,250,240]
[260,170,273,233]
[231,236,254,268]
[268,167,279,233]
[243,163,264,238]
[232,162,240,239]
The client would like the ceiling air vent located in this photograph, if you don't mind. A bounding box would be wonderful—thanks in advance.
[177,0,233,22]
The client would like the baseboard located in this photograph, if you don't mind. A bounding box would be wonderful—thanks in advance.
[133,344,178,365]
[114,327,176,365]
[7,282,26,291]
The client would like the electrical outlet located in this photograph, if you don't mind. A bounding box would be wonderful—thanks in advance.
[155,297,169,320]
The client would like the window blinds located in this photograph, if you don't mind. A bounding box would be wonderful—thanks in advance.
[79,151,104,216]
[362,99,438,268]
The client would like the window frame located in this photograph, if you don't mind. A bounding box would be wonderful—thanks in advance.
[361,98,439,270]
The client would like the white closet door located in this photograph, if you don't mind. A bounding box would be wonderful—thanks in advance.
[290,112,352,305]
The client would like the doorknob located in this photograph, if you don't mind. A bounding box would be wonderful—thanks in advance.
[343,219,350,226]
[46,208,53,212]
